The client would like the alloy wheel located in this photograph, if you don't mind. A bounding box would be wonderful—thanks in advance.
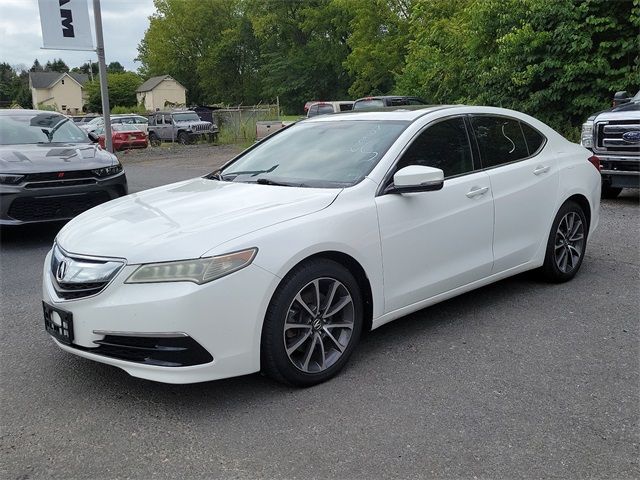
[554,211,585,274]
[283,277,355,373]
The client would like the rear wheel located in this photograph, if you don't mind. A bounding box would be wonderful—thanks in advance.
[261,259,363,387]
[149,132,160,147]
[540,201,587,282]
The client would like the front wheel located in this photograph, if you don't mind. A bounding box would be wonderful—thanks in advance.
[261,259,363,387]
[177,131,190,145]
[540,201,588,283]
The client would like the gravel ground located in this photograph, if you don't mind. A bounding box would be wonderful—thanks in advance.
[1,146,638,480]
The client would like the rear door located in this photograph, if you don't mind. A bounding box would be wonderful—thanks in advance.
[375,116,494,312]
[470,115,558,272]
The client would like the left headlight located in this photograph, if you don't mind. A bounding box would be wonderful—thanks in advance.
[581,121,594,148]
[0,174,25,185]
[125,248,258,285]
[92,163,123,178]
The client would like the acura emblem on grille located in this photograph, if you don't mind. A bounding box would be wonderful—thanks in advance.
[621,131,640,144]
[56,260,67,282]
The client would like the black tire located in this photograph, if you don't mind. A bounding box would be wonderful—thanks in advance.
[601,185,622,199]
[149,132,160,147]
[178,131,190,145]
[261,259,363,387]
[540,200,588,283]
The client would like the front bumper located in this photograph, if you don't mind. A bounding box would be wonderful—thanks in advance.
[596,154,640,189]
[42,250,279,383]
[0,172,127,225]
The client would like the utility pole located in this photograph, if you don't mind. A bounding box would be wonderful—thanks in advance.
[92,0,112,153]
[87,59,94,81]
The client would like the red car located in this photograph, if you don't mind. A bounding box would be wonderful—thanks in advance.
[93,124,148,151]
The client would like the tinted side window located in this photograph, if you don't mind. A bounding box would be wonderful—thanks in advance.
[471,116,528,168]
[520,122,545,155]
[396,117,474,178]
[339,103,353,111]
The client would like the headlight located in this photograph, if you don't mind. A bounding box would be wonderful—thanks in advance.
[581,121,594,148]
[92,163,123,178]
[125,248,258,285]
[0,174,25,185]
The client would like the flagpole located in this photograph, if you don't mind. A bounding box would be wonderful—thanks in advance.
[92,0,112,153]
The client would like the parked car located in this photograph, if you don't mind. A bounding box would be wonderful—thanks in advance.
[0,109,127,225]
[353,96,428,110]
[43,106,599,387]
[79,115,149,134]
[78,116,104,133]
[581,90,640,198]
[306,101,354,118]
[90,124,148,151]
[147,110,218,145]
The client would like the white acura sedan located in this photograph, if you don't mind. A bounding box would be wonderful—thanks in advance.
[43,106,601,386]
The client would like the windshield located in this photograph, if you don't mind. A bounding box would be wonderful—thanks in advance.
[218,120,408,187]
[87,117,103,125]
[173,113,201,122]
[0,112,90,145]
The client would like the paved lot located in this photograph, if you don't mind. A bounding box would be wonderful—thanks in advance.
[1,145,638,480]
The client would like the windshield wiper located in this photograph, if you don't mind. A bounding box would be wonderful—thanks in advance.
[221,164,279,180]
[254,178,301,187]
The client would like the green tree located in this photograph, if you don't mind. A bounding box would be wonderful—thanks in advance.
[44,58,69,72]
[107,61,125,73]
[72,61,98,78]
[337,0,412,97]
[249,0,352,113]
[29,59,44,72]
[84,72,142,112]
[396,0,640,138]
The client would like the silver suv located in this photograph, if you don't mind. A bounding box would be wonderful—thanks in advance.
[148,110,218,145]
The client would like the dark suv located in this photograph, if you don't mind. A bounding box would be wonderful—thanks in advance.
[353,96,427,110]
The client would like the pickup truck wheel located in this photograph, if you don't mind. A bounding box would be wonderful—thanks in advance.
[149,132,160,147]
[601,185,622,199]
[539,201,587,283]
[178,132,190,145]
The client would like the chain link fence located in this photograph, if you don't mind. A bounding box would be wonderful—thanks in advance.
[210,103,280,142]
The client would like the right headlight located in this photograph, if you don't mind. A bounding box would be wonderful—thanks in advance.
[125,248,258,285]
[581,121,594,148]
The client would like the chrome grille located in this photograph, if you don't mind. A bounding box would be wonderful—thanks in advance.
[595,120,640,155]
[50,245,124,300]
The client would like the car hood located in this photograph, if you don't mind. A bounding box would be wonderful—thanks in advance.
[0,143,115,173]
[56,178,340,263]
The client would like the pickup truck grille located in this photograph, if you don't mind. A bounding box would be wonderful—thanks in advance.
[594,120,640,155]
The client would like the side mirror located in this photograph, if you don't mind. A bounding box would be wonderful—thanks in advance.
[613,91,630,107]
[385,165,444,194]
[87,131,99,143]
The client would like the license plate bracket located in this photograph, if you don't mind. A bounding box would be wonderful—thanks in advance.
[43,302,74,344]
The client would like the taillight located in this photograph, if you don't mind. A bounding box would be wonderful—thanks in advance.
[588,155,600,171]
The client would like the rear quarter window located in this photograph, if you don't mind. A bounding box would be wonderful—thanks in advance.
[520,122,546,155]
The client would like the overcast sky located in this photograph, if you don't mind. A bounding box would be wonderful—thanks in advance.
[0,0,155,71]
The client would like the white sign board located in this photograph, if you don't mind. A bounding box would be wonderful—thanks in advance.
[38,0,94,51]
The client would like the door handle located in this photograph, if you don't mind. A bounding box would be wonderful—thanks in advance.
[466,186,489,198]
[533,165,550,175]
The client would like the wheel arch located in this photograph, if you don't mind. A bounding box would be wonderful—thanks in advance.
[564,193,591,231]
[271,250,374,335]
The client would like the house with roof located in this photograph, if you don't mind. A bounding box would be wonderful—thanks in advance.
[136,75,187,112]
[29,72,89,114]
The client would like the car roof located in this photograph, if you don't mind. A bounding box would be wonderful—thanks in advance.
[0,109,68,116]
[305,105,457,122]
[354,96,424,101]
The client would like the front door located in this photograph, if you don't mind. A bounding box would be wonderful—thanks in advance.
[375,116,494,313]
